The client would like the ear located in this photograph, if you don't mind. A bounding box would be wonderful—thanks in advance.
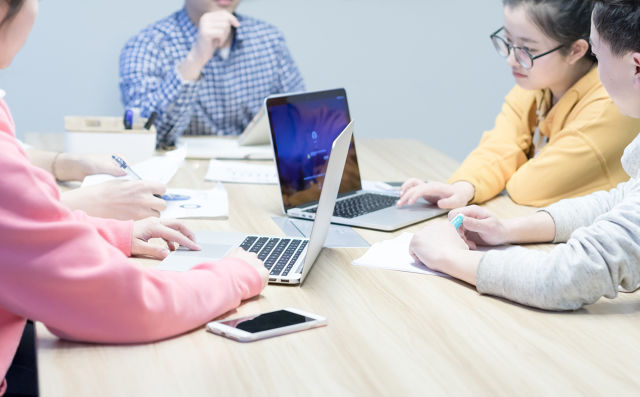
[567,39,590,65]
[633,52,640,90]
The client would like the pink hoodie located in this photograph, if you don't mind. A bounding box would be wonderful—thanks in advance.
[0,99,263,395]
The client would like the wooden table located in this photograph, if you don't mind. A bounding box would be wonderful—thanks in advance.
[34,139,640,396]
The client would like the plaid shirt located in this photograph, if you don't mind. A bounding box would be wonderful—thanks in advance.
[119,8,305,146]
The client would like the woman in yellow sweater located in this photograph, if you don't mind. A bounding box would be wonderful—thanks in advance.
[397,0,640,209]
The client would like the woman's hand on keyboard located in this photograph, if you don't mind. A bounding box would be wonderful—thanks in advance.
[226,248,269,290]
[397,179,475,209]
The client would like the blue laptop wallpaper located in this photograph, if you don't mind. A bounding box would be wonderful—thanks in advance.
[267,89,362,209]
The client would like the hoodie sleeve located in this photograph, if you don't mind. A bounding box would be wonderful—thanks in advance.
[0,111,263,344]
[476,179,640,310]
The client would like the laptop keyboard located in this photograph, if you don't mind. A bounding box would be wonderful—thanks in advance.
[304,193,398,219]
[239,236,309,278]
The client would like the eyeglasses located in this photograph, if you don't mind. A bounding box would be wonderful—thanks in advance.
[490,27,564,70]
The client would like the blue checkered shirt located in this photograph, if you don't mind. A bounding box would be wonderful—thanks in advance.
[119,8,305,146]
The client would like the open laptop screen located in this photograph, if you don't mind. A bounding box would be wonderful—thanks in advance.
[266,89,362,210]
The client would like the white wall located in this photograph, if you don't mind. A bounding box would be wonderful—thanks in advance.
[0,0,511,161]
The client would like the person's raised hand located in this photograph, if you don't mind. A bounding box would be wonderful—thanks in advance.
[180,10,240,80]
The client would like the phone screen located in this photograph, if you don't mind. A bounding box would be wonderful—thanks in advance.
[220,310,315,333]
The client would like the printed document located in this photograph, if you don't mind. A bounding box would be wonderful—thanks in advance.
[205,160,278,184]
[161,184,228,220]
[180,137,273,160]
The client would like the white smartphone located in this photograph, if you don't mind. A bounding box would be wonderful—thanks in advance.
[206,307,327,342]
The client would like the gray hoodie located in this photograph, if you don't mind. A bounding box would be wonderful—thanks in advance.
[476,134,640,310]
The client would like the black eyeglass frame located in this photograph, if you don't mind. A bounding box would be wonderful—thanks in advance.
[490,27,564,70]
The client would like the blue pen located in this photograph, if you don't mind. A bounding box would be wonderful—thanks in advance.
[450,214,464,230]
[111,155,167,199]
[111,155,143,180]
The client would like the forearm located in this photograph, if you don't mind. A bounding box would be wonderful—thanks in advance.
[69,209,134,255]
[504,132,620,207]
[44,258,261,343]
[441,250,484,286]
[60,189,96,216]
[450,87,534,203]
[502,211,556,244]
[121,50,200,145]
[25,148,57,176]
[542,186,627,242]
[449,144,527,204]
[478,194,640,310]
[178,47,209,82]
[26,149,87,181]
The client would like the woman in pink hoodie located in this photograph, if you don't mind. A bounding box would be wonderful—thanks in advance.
[0,1,268,395]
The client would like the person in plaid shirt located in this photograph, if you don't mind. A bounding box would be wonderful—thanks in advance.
[119,0,305,147]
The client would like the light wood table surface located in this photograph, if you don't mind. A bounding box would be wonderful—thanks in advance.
[32,138,640,396]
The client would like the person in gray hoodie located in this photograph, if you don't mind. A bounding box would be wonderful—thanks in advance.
[409,0,640,311]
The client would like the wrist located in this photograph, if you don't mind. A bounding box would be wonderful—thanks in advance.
[51,152,62,181]
[502,218,520,245]
[60,189,83,211]
[179,48,209,81]
[444,250,482,285]
[55,153,87,181]
[453,181,475,204]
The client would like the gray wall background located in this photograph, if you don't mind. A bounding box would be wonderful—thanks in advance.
[0,0,510,161]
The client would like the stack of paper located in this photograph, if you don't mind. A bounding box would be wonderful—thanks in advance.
[205,160,278,185]
[352,233,448,277]
[161,184,228,220]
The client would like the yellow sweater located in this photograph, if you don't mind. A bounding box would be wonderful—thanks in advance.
[449,67,640,207]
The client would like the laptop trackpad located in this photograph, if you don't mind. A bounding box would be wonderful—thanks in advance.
[156,231,246,272]
[157,243,235,272]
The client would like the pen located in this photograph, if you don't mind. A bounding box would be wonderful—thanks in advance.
[144,111,157,130]
[450,214,464,230]
[112,155,166,200]
[111,155,143,180]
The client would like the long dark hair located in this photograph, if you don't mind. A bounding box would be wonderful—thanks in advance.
[503,0,597,63]
[0,0,26,28]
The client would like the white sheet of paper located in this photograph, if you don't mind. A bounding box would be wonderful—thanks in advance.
[82,146,186,187]
[161,184,228,219]
[361,180,401,195]
[352,232,449,277]
[205,160,278,184]
[180,137,273,160]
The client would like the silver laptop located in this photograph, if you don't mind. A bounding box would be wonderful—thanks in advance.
[237,106,270,146]
[158,121,354,285]
[265,88,447,231]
